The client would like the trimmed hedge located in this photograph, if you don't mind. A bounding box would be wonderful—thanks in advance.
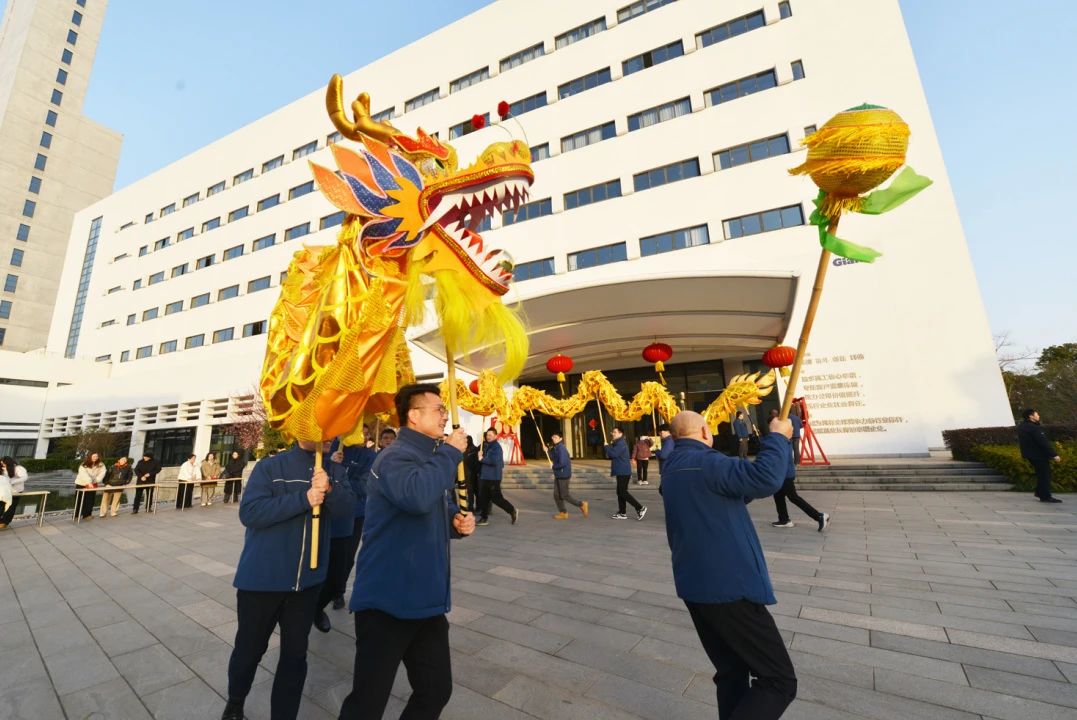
[943,425,1077,461]
[21,458,74,473]
[972,442,1076,493]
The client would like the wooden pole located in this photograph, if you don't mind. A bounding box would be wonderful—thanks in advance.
[445,347,470,513]
[596,399,608,445]
[310,447,321,570]
[780,218,838,420]
[528,408,553,466]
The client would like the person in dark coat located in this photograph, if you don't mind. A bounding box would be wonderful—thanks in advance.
[661,410,797,720]
[550,432,587,519]
[606,427,645,520]
[789,404,803,465]
[477,428,516,526]
[1018,408,1062,503]
[222,451,247,503]
[463,435,480,513]
[132,452,161,514]
[733,412,751,459]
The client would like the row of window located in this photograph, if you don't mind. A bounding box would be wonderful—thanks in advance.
[106,318,269,363]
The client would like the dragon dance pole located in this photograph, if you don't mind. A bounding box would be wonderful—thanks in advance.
[780,218,837,421]
[311,447,322,569]
[596,400,608,445]
[528,408,553,467]
[444,346,470,513]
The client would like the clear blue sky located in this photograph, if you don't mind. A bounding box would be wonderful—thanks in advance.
[6,0,1072,358]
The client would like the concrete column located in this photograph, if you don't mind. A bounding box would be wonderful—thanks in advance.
[128,428,146,459]
[193,424,212,460]
[34,437,49,459]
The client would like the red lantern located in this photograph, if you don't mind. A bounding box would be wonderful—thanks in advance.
[468,379,480,394]
[471,114,486,130]
[642,342,673,385]
[497,100,511,119]
[546,354,573,383]
[762,345,796,377]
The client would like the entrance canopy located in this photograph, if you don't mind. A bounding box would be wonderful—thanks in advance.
[411,270,799,381]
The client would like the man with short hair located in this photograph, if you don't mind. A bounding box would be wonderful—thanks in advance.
[733,412,751,459]
[378,428,397,450]
[550,432,588,519]
[662,410,797,720]
[606,427,645,520]
[477,428,517,526]
[132,451,161,514]
[337,384,475,719]
[1018,408,1062,503]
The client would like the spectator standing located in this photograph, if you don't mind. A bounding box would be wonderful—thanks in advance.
[100,456,133,518]
[0,456,27,528]
[200,452,222,507]
[75,452,106,520]
[176,454,201,509]
[133,452,162,514]
[733,412,751,459]
[632,436,652,485]
[1018,408,1063,503]
[550,432,588,519]
[223,451,246,503]
[477,428,517,526]
[378,428,397,450]
[606,427,645,520]
[462,434,479,513]
[789,405,803,465]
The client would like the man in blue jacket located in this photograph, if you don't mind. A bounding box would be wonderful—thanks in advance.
[606,427,645,520]
[733,411,751,459]
[222,441,354,720]
[662,410,796,720]
[337,384,475,719]
[476,427,517,526]
[550,431,588,519]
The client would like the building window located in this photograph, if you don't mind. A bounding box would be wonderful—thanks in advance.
[253,234,276,251]
[7,248,23,269]
[371,107,395,123]
[61,48,72,64]
[513,258,555,282]
[618,0,677,22]
[568,242,627,271]
[293,141,317,160]
[22,200,35,218]
[51,89,63,106]
[405,88,439,112]
[564,179,621,210]
[195,254,215,270]
[56,68,68,85]
[160,203,175,217]
[72,9,83,25]
[500,42,545,72]
[138,246,148,257]
[133,279,142,289]
[705,70,777,107]
[107,285,121,294]
[16,224,30,242]
[233,168,254,185]
[262,155,284,173]
[170,264,187,278]
[142,307,159,321]
[67,29,78,45]
[35,154,47,171]
[113,253,129,262]
[185,334,205,349]
[723,204,805,239]
[247,276,271,293]
[159,340,178,354]
[623,40,684,76]
[258,194,280,211]
[126,314,136,325]
[502,198,552,226]
[40,131,52,148]
[0,300,10,319]
[319,212,345,230]
[228,206,249,222]
[449,113,489,139]
[804,124,817,136]
[94,354,111,362]
[183,192,200,207]
[164,300,183,315]
[207,180,225,196]
[697,10,765,49]
[119,350,130,362]
[561,122,616,153]
[791,60,805,80]
[100,320,116,328]
[555,17,606,49]
[144,213,154,224]
[714,134,790,170]
[177,227,194,241]
[289,181,314,200]
[558,68,612,100]
[213,328,234,344]
[136,345,152,359]
[45,110,58,127]
[779,1,793,19]
[28,177,42,194]
[450,67,490,94]
[285,223,310,241]
[506,92,547,118]
[280,271,288,283]
[218,285,239,301]
[202,217,220,232]
[119,221,135,230]
[243,320,267,337]
[191,292,210,308]
[640,224,710,256]
[633,158,700,191]
[223,244,244,261]
[530,144,550,162]
[628,97,691,131]
[153,237,170,251]
[326,131,343,145]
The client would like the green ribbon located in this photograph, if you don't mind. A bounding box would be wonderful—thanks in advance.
[810,166,933,263]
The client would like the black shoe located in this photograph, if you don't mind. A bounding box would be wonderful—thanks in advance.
[131,509,139,514]
[1041,497,1063,503]
[221,699,245,720]
[314,610,331,633]
[511,509,519,525]
[477,517,489,526]
[332,595,345,610]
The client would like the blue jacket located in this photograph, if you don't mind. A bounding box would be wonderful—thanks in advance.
[550,441,571,479]
[334,444,375,535]
[790,415,802,439]
[479,440,504,481]
[350,427,463,619]
[234,446,355,592]
[605,437,631,476]
[661,434,790,605]
[733,419,750,439]
[655,434,676,461]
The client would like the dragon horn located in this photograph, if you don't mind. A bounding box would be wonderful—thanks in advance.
[326,74,398,146]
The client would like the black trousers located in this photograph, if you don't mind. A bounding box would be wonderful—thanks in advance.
[738,438,749,459]
[636,459,649,482]
[319,518,364,610]
[76,487,96,518]
[223,478,242,502]
[791,438,801,465]
[176,484,194,509]
[133,482,154,512]
[615,475,642,514]
[479,480,514,519]
[1032,460,1053,499]
[686,599,797,720]
[227,585,322,720]
[338,610,451,720]
[773,477,821,524]
[0,496,20,524]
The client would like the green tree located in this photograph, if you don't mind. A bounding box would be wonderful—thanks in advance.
[50,426,130,460]
[999,343,1077,425]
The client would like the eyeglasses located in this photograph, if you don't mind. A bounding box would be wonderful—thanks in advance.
[412,404,449,415]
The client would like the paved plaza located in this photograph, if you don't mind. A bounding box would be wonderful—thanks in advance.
[2,487,1076,720]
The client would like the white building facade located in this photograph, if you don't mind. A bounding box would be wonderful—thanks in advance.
[5,0,1012,462]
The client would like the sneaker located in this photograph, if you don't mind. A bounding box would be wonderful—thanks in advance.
[511,509,519,525]
[639,481,649,486]
[771,520,795,528]
[111,512,118,517]
[818,513,830,532]
[636,506,648,521]
[477,517,489,526]
[314,610,331,633]
[221,699,245,720]
[553,512,569,520]
[332,595,345,610]
[1041,497,1063,503]
[580,501,589,518]
[611,513,627,520]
